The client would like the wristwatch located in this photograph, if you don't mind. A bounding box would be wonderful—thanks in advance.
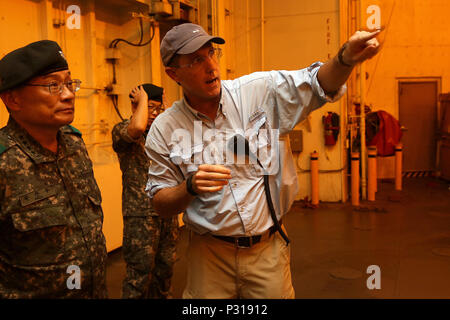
[186,174,198,196]
[338,42,354,67]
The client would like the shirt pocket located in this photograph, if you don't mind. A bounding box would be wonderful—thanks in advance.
[11,206,68,231]
[246,108,279,176]
[18,186,59,207]
[10,205,70,266]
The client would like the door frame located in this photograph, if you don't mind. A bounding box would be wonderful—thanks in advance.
[396,77,442,170]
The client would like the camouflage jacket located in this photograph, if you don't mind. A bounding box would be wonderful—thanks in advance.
[112,119,157,217]
[0,117,107,298]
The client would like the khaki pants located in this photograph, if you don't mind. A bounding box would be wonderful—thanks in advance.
[182,226,295,299]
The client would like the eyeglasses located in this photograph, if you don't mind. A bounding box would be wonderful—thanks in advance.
[173,47,222,69]
[148,102,165,114]
[24,79,82,95]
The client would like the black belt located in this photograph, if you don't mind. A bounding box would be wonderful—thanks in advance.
[212,223,280,248]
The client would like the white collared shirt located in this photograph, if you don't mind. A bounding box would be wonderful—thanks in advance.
[145,62,346,236]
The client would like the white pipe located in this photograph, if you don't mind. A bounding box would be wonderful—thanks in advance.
[359,0,367,200]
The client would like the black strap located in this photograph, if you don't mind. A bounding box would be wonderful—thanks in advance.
[230,134,290,246]
[186,174,198,196]
[263,174,290,246]
[338,42,354,68]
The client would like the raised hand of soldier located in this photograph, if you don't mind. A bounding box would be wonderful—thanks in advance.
[128,86,149,139]
[129,86,148,111]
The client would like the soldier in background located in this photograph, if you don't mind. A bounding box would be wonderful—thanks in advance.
[0,40,107,298]
[112,84,179,299]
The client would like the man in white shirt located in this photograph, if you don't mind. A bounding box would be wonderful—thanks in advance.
[145,23,381,298]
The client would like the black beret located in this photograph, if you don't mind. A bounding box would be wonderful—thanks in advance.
[0,40,69,93]
[129,83,164,102]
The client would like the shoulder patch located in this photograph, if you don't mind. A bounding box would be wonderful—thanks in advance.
[0,132,14,155]
[67,125,82,136]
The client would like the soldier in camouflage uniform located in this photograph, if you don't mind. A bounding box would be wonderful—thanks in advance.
[112,84,178,299]
[0,40,107,298]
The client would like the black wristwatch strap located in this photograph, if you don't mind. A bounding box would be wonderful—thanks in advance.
[186,174,198,196]
[338,42,353,67]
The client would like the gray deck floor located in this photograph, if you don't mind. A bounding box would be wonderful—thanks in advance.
[106,177,450,299]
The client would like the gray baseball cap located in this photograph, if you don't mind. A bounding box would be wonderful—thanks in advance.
[160,23,225,66]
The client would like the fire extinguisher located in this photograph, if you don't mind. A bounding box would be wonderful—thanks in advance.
[322,112,340,146]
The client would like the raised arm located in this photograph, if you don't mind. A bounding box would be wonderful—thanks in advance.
[127,86,149,139]
[317,29,382,94]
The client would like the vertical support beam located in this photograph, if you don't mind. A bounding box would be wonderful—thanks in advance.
[198,0,209,31]
[188,0,198,23]
[211,0,217,33]
[83,0,99,149]
[339,0,349,46]
[150,20,162,86]
[193,0,199,23]
[171,0,181,20]
[39,0,55,40]
[359,0,367,200]
[246,0,251,74]
[212,0,227,80]
[57,0,67,54]
[226,0,234,79]
[260,0,264,71]
[360,63,367,200]
[349,0,358,104]
[339,0,350,202]
[349,0,358,162]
